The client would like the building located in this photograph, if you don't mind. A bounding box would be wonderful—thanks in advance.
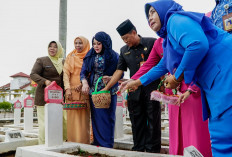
[0,72,33,105]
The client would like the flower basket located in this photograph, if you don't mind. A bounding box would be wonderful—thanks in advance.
[92,76,111,108]
[150,78,179,105]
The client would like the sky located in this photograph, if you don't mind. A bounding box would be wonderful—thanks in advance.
[0,0,215,86]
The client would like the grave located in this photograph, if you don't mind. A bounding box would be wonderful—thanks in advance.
[44,81,64,147]
[24,95,34,131]
[0,97,39,154]
[14,81,201,157]
[14,100,22,125]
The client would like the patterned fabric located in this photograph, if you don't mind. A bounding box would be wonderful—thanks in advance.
[63,102,87,110]
[211,0,232,33]
[90,54,117,95]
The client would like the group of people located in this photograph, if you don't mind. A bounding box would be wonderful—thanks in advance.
[30,0,232,156]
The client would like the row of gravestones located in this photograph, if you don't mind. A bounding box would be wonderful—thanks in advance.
[12,81,204,157]
[6,81,63,145]
[13,95,34,131]
[4,96,34,143]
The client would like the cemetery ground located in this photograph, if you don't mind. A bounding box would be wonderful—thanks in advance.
[0,111,38,157]
[0,105,172,157]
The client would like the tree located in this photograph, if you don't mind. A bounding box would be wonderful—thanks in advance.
[0,101,12,118]
[59,0,67,58]
[27,86,36,98]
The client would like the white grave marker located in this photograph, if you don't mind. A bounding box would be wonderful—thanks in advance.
[114,95,124,139]
[14,100,21,125]
[24,95,34,131]
[44,81,63,147]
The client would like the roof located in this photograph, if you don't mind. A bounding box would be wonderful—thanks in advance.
[20,83,31,89]
[10,72,30,78]
[0,83,10,90]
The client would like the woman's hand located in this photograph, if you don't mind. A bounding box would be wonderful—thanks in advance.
[121,79,142,93]
[82,82,90,95]
[75,84,82,92]
[176,90,191,105]
[164,75,180,89]
[65,88,72,101]
[102,76,112,84]
[45,80,52,86]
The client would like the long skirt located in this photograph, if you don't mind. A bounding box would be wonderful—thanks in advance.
[168,93,212,157]
[90,94,117,148]
[209,106,232,157]
[66,101,90,144]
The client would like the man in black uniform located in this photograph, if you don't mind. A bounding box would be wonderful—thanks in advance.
[102,19,161,153]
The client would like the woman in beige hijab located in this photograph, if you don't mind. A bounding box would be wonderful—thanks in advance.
[30,41,67,144]
[63,36,91,143]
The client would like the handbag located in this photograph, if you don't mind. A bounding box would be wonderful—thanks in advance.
[91,76,111,108]
[63,90,88,110]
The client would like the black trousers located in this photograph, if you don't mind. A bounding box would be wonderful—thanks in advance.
[128,87,161,153]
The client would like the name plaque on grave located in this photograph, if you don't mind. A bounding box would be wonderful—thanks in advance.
[5,130,25,142]
[48,90,63,99]
[44,81,63,103]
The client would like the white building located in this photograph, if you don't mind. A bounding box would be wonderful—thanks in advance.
[0,72,33,106]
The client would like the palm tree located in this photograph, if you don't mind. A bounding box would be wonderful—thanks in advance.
[59,0,67,58]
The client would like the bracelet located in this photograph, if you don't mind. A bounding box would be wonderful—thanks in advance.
[172,75,181,84]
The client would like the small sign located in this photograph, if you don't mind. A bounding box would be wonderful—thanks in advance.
[14,100,22,109]
[48,90,63,99]
[184,146,203,157]
[44,81,63,103]
[5,130,25,142]
[24,95,34,108]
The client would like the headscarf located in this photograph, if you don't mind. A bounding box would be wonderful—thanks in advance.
[65,36,90,73]
[84,31,119,77]
[144,0,218,74]
[48,41,64,75]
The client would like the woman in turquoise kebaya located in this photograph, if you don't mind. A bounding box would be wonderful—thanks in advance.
[123,0,232,156]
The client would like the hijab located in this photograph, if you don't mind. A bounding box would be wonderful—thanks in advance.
[84,31,118,76]
[65,36,90,73]
[48,41,64,75]
[144,0,218,74]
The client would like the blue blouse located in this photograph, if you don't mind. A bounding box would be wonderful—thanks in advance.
[140,13,232,120]
[140,14,209,85]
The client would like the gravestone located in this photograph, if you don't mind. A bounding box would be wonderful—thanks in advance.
[24,95,34,131]
[44,81,63,147]
[14,100,22,125]
[5,130,25,142]
[184,145,203,157]
[114,94,124,139]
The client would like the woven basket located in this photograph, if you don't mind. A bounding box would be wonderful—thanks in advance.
[92,76,111,108]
